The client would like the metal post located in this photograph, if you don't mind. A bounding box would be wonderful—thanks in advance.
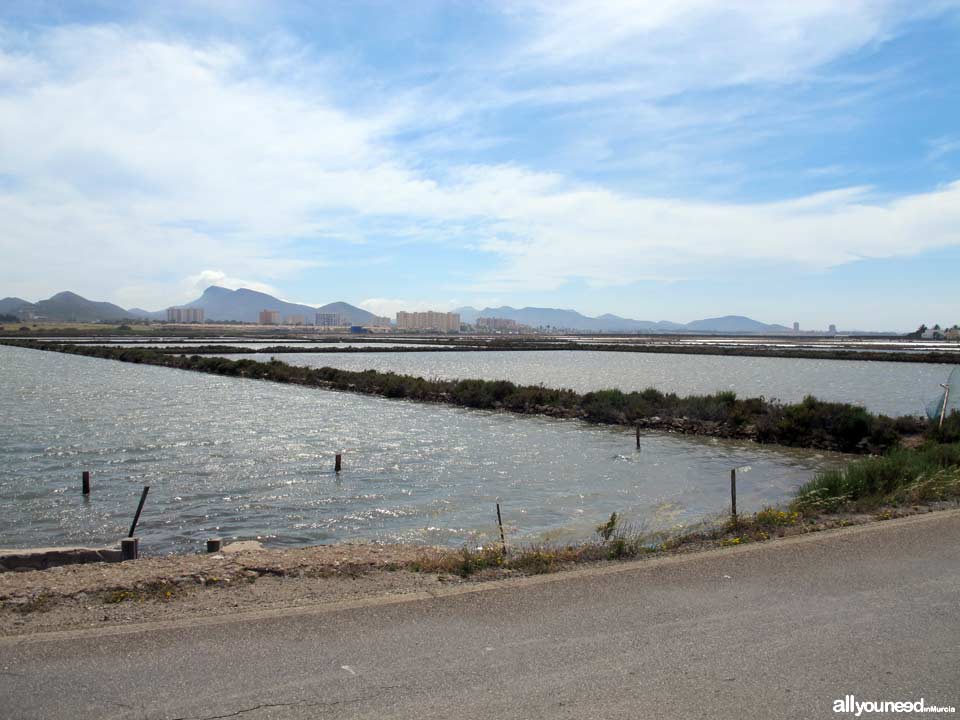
[82,471,90,495]
[121,537,139,560]
[496,503,507,552]
[128,486,150,538]
[730,469,738,521]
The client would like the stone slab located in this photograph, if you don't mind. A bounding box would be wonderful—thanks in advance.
[0,546,123,572]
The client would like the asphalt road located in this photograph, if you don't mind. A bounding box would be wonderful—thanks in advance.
[2,511,959,720]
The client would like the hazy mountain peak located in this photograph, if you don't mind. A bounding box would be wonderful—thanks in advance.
[184,286,376,324]
[49,291,84,302]
[456,305,788,333]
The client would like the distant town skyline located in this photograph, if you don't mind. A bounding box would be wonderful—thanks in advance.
[1,2,959,331]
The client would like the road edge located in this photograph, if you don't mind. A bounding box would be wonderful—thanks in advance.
[4,507,958,647]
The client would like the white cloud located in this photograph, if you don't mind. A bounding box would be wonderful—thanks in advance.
[459,177,960,292]
[0,14,959,311]
[508,0,937,90]
[928,135,960,161]
[183,270,279,298]
[0,25,387,302]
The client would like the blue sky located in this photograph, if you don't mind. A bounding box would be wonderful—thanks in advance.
[0,1,958,330]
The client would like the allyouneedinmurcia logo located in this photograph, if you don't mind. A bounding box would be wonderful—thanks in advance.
[834,695,956,716]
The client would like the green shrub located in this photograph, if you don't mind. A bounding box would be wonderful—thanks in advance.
[793,442,960,511]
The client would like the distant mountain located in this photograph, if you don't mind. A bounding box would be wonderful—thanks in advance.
[182,286,312,322]
[685,315,791,333]
[0,297,32,315]
[126,308,166,320]
[1,292,150,322]
[2,287,380,324]
[316,301,378,325]
[456,306,789,334]
[455,305,680,332]
[183,286,377,324]
[31,291,135,322]
[0,287,796,332]
[594,313,687,332]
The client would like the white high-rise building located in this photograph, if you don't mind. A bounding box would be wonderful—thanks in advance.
[396,311,460,333]
[166,308,204,323]
[315,312,345,327]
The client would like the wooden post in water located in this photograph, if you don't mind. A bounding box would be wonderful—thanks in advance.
[206,538,222,553]
[496,502,507,552]
[335,453,342,473]
[635,425,641,449]
[730,469,738,522]
[128,486,150,538]
[121,537,139,560]
[82,471,90,495]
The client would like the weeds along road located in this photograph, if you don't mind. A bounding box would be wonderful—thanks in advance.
[3,511,959,720]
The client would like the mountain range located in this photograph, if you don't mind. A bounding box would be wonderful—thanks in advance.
[0,287,378,325]
[0,292,137,322]
[3,286,793,333]
[181,286,378,324]
[456,306,791,334]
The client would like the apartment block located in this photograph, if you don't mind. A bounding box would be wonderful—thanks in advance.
[165,307,204,323]
[396,311,460,333]
[315,312,345,327]
[477,316,518,331]
[259,310,281,325]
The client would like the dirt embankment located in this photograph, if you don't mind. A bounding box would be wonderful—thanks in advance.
[0,543,449,637]
[3,503,957,638]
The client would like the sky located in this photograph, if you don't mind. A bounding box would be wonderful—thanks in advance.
[0,1,959,330]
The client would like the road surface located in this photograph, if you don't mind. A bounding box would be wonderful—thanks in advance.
[2,511,959,719]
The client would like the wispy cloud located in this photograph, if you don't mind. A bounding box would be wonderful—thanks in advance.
[927,135,960,160]
[183,270,279,298]
[0,2,958,318]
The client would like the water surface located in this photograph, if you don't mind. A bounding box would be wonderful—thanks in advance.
[221,350,952,417]
[0,345,840,554]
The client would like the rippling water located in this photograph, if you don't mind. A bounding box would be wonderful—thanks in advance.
[1,345,841,554]
[222,350,954,417]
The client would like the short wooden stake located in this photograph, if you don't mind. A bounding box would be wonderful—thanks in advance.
[121,537,139,561]
[335,453,342,473]
[730,468,738,521]
[206,538,222,553]
[82,471,90,495]
[496,502,507,552]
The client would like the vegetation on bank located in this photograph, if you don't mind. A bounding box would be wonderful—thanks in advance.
[3,331,959,363]
[409,494,951,578]
[793,438,960,512]
[3,340,938,454]
[45,340,960,365]
[425,439,960,577]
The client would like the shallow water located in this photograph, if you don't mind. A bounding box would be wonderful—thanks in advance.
[216,350,953,417]
[1,345,843,554]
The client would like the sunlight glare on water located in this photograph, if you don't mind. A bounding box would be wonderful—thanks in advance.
[0,345,841,554]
